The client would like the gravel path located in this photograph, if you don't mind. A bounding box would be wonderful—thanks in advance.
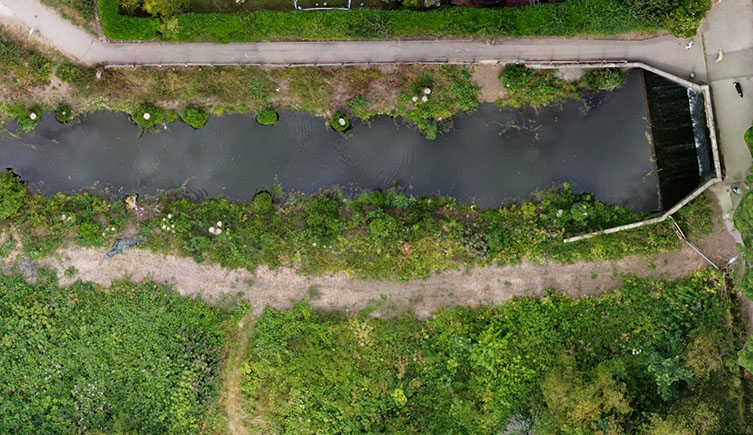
[35,228,734,318]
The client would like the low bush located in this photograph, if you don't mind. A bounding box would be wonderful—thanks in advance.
[498,64,579,108]
[397,67,479,139]
[5,103,43,133]
[55,105,73,123]
[180,107,208,129]
[0,275,244,433]
[581,68,626,91]
[256,108,278,125]
[131,102,167,132]
[242,271,747,433]
[347,95,371,120]
[0,171,25,219]
[329,111,350,132]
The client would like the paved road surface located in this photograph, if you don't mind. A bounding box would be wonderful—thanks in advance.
[0,0,707,80]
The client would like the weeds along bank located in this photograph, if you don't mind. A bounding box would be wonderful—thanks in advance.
[6,270,747,432]
[0,169,713,280]
[733,121,753,373]
[0,31,633,139]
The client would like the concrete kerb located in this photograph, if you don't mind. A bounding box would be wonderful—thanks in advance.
[542,62,724,243]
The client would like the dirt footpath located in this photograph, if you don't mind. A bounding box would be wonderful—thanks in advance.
[36,229,733,319]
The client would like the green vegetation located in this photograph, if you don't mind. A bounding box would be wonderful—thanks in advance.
[4,103,43,133]
[131,102,167,132]
[1,170,686,280]
[255,108,278,125]
[329,111,350,132]
[347,95,371,120]
[242,271,748,433]
[0,273,245,433]
[582,68,627,91]
[397,67,478,139]
[733,118,753,379]
[673,193,714,238]
[55,105,73,123]
[180,107,209,129]
[97,0,707,42]
[499,65,626,108]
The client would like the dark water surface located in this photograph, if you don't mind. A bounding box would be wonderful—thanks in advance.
[0,70,662,211]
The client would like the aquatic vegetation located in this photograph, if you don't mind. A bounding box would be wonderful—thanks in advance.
[131,102,167,132]
[55,105,73,123]
[329,111,350,132]
[180,107,209,129]
[255,108,278,126]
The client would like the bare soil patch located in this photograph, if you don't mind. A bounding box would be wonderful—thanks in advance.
[33,230,728,319]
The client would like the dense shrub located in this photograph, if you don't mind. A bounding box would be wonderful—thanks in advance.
[582,68,626,91]
[242,272,747,433]
[329,111,350,132]
[5,103,43,133]
[397,67,479,139]
[99,0,160,40]
[180,107,208,129]
[55,105,73,123]
[255,108,278,125]
[498,64,579,107]
[100,0,665,43]
[0,275,241,433]
[131,102,167,131]
[0,171,25,219]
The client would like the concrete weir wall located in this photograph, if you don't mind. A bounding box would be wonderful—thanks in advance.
[525,62,723,243]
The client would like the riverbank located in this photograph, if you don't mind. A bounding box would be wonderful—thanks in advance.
[0,26,638,139]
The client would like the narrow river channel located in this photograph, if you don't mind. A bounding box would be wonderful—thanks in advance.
[1,70,669,211]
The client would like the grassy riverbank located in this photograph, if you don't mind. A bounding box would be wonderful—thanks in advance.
[1,169,710,280]
[0,30,636,139]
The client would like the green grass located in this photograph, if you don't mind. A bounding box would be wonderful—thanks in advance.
[4,103,43,133]
[100,0,662,42]
[0,274,246,433]
[241,271,748,433]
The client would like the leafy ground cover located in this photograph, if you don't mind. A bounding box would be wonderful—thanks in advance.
[0,273,246,433]
[1,170,694,281]
[240,271,750,433]
[96,0,708,42]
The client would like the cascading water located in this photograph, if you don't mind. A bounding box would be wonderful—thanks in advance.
[643,71,713,209]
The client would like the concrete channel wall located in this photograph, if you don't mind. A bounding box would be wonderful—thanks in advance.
[524,62,724,243]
